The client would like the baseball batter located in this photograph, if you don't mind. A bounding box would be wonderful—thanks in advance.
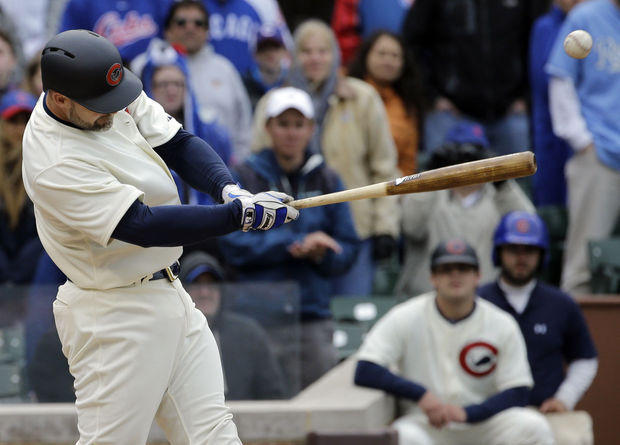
[354,239,555,445]
[22,30,298,445]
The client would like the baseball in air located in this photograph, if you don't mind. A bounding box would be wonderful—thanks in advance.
[563,30,592,59]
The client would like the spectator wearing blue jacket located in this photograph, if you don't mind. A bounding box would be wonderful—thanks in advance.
[59,0,173,64]
[218,87,360,388]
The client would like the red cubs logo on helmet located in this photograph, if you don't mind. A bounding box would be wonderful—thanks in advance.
[459,341,498,377]
[515,218,530,233]
[106,63,123,86]
[445,239,466,255]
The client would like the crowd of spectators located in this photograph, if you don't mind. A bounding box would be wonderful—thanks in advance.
[0,0,616,442]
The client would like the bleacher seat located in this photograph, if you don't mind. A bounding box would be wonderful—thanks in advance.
[330,296,397,360]
[330,296,397,331]
[332,322,367,361]
[588,237,620,293]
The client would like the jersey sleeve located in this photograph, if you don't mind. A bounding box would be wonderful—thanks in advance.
[494,313,534,391]
[34,160,144,247]
[126,91,182,148]
[356,307,406,367]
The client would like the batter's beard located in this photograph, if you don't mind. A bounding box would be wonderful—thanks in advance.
[501,267,538,287]
[68,105,114,132]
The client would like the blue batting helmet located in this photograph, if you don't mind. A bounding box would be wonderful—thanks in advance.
[492,211,550,266]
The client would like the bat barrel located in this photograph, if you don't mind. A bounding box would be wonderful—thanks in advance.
[288,151,536,209]
[386,151,536,195]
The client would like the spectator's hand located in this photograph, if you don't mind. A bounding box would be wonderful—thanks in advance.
[236,191,299,231]
[372,235,397,261]
[445,404,467,423]
[288,231,342,262]
[419,391,448,428]
[539,398,568,413]
[434,97,459,114]
[577,143,594,156]
[509,98,527,114]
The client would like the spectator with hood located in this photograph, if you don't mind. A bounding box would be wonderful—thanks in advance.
[180,251,288,400]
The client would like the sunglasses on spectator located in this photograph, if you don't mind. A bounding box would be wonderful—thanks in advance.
[173,18,207,28]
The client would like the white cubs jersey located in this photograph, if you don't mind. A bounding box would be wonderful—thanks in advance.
[357,293,533,417]
[22,91,182,289]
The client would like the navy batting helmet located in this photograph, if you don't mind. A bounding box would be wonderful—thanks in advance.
[41,30,142,113]
[492,211,550,266]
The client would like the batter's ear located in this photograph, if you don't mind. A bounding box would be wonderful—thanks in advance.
[47,90,69,106]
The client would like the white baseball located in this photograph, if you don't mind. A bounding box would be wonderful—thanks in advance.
[563,30,593,59]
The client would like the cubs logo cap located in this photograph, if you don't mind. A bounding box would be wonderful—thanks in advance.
[0,90,37,120]
[431,239,479,269]
[266,87,314,119]
[41,30,143,113]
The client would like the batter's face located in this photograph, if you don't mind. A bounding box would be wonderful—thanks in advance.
[499,244,541,286]
[67,101,115,131]
[165,6,209,55]
[366,34,404,85]
[431,263,480,303]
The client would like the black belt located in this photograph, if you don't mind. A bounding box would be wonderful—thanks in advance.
[150,261,181,281]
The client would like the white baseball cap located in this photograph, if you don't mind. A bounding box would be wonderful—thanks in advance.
[266,87,314,119]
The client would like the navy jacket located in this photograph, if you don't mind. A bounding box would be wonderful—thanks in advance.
[218,149,360,320]
[479,281,597,406]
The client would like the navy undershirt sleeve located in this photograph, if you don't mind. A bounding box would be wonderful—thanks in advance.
[154,128,235,203]
[354,360,427,401]
[464,386,530,423]
[112,199,242,247]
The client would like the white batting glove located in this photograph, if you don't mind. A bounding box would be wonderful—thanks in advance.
[237,191,299,231]
[221,184,252,204]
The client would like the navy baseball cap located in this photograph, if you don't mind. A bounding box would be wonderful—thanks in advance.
[0,90,37,119]
[179,251,226,284]
[431,239,479,269]
[444,122,489,148]
[255,25,285,52]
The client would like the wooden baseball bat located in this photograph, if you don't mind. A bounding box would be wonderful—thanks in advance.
[289,151,536,209]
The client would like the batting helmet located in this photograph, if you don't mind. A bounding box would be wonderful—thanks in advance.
[41,30,142,113]
[492,211,550,266]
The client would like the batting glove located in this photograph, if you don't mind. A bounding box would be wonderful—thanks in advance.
[221,184,253,204]
[237,191,299,231]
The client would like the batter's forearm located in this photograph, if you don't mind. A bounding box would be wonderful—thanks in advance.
[112,199,242,247]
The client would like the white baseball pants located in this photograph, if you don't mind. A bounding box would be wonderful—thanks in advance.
[53,278,241,445]
[392,407,555,445]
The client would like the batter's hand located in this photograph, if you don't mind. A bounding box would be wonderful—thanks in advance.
[419,391,448,428]
[222,184,252,204]
[237,191,299,231]
[539,398,568,413]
